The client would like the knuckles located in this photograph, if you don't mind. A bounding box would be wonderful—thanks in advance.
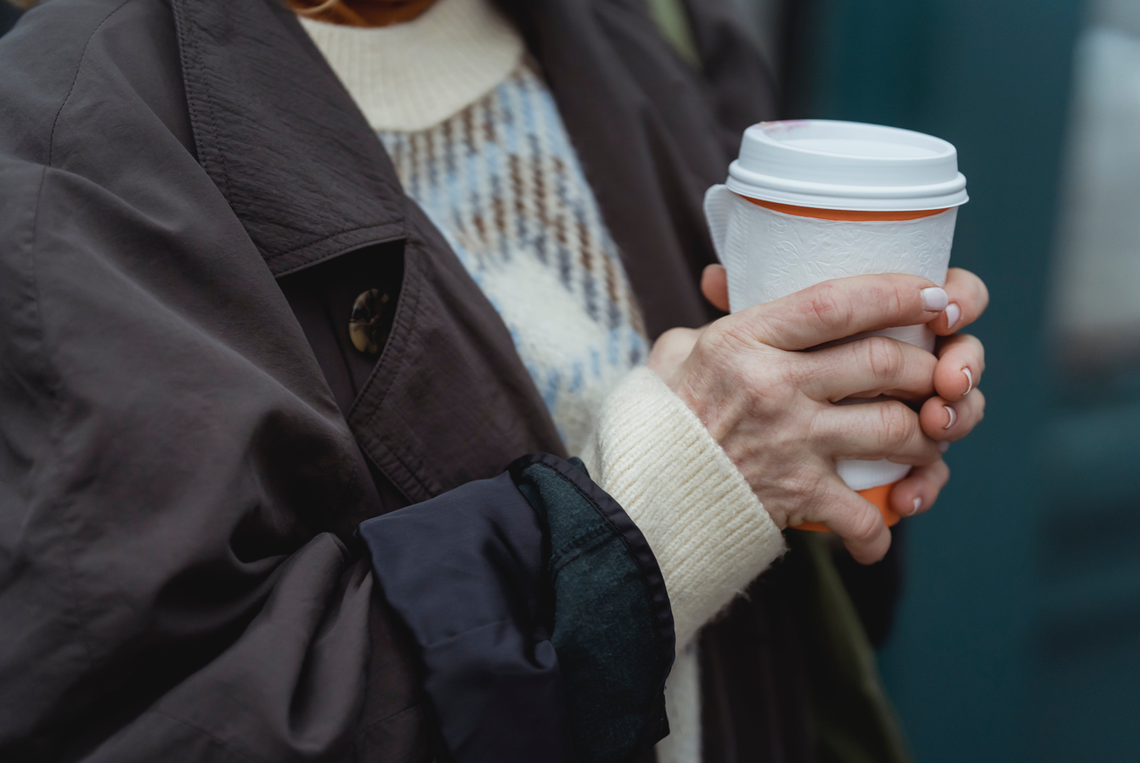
[862,335,906,382]
[797,282,857,335]
[791,279,911,341]
[876,400,920,448]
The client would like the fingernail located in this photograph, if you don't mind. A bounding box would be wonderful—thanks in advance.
[939,441,950,453]
[921,287,949,312]
[943,405,957,429]
[962,367,973,396]
[945,302,962,330]
[911,497,922,515]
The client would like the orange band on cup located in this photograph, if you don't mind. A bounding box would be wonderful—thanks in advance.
[791,482,902,533]
[741,197,948,222]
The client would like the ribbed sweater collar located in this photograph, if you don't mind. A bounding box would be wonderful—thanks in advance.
[299,0,525,132]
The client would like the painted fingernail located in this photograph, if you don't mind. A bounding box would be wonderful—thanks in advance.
[940,441,950,453]
[911,497,922,515]
[943,405,957,429]
[921,287,949,312]
[945,302,962,330]
[962,367,974,396]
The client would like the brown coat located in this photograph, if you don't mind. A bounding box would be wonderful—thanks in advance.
[0,0,872,759]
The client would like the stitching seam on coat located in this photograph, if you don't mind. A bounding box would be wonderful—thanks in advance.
[150,710,265,763]
[27,166,97,672]
[46,0,136,167]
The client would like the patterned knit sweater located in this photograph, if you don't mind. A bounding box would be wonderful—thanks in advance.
[376,63,649,454]
[301,1,786,760]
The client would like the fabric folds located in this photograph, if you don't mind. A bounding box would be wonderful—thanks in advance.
[360,456,674,763]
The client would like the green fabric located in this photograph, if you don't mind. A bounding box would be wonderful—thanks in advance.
[786,531,913,763]
[514,458,668,763]
[646,0,700,68]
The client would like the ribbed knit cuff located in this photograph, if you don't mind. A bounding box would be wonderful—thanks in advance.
[581,367,785,648]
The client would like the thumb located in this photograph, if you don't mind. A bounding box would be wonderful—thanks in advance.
[701,264,730,312]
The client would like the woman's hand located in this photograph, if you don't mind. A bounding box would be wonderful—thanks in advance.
[649,266,988,564]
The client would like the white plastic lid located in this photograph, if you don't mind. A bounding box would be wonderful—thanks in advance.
[726,120,968,211]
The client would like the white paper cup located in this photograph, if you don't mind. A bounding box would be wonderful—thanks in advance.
[704,120,968,530]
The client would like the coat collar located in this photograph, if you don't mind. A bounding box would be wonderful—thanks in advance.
[170,0,406,276]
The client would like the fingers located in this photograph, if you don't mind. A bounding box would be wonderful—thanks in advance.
[816,480,893,564]
[818,399,943,465]
[890,459,951,518]
[841,526,892,565]
[801,335,937,402]
[701,265,731,313]
[744,274,945,351]
[932,268,989,335]
[934,333,984,402]
[788,475,893,564]
[919,387,986,442]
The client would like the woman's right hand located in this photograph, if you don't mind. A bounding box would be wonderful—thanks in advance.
[648,270,986,564]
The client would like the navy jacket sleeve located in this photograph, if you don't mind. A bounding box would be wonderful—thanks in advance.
[360,455,674,763]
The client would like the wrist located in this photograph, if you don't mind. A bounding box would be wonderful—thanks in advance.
[582,367,785,646]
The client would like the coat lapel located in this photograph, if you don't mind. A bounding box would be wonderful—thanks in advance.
[169,0,565,504]
[170,0,405,276]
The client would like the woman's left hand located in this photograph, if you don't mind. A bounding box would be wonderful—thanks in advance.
[688,265,989,522]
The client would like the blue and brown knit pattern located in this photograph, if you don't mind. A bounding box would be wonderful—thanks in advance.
[378,63,649,452]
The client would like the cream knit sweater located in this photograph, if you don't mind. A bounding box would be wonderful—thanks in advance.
[301,1,786,758]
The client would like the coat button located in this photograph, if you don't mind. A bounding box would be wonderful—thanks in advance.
[349,288,391,355]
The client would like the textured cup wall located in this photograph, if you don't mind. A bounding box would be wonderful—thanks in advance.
[704,186,958,311]
[704,186,959,490]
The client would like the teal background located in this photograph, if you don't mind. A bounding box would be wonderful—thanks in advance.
[785,0,1140,761]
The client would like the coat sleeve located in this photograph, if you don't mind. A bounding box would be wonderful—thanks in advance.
[0,11,425,758]
[361,455,674,763]
[0,149,417,761]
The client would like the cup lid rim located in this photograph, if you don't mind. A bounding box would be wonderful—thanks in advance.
[728,119,969,211]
